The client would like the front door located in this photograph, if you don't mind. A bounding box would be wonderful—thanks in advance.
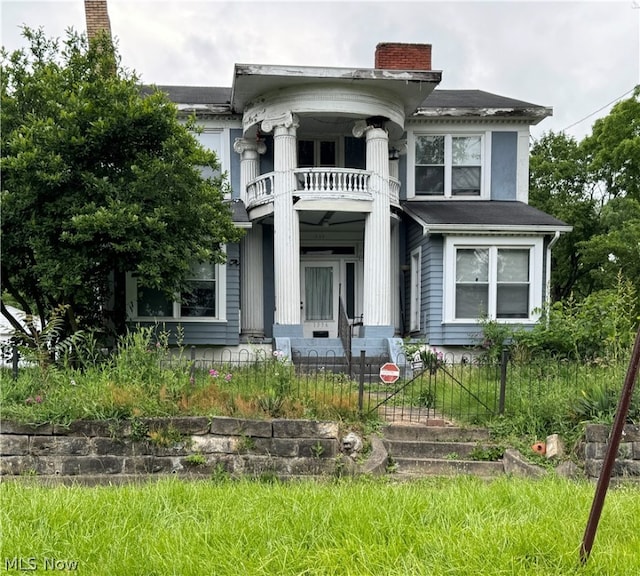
[301,261,339,338]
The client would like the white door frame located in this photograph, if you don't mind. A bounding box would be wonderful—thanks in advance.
[301,260,340,338]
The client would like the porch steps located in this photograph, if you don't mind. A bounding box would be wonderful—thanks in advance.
[382,424,505,479]
[289,338,390,378]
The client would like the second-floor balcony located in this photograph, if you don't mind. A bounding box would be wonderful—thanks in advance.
[246,167,400,212]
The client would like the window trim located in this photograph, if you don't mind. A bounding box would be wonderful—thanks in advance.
[409,247,422,332]
[126,262,227,323]
[408,130,491,200]
[443,236,543,323]
[195,127,231,199]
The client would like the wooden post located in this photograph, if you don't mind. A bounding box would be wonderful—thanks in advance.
[580,327,640,565]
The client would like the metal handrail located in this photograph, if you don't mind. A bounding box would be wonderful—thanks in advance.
[337,286,352,375]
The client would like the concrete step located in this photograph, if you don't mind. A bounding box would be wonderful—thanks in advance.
[385,439,489,460]
[392,457,504,478]
[382,424,491,443]
[381,424,504,478]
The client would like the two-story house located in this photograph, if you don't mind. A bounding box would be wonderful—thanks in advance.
[124,42,570,361]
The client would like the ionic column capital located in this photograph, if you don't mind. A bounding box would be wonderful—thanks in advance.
[233,137,267,156]
[261,112,299,134]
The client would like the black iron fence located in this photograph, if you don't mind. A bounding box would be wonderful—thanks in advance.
[4,344,633,426]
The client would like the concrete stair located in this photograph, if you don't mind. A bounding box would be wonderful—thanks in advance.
[290,338,390,378]
[382,424,505,479]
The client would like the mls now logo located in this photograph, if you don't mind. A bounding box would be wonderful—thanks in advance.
[4,557,79,571]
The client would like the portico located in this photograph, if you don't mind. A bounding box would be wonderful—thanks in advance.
[231,61,440,343]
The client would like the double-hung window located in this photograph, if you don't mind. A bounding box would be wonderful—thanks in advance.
[414,134,483,197]
[127,262,226,321]
[445,238,542,322]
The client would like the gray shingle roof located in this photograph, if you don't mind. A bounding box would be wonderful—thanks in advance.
[227,199,251,227]
[142,85,231,105]
[420,89,543,110]
[402,201,571,232]
[145,84,548,118]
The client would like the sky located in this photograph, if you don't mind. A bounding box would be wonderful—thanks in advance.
[1,0,639,142]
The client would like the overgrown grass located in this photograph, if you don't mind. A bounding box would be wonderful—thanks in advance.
[1,476,639,575]
[1,328,368,425]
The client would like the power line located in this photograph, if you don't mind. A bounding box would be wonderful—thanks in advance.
[561,86,637,133]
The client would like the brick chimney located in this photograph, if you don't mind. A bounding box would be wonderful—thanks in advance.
[85,0,112,40]
[375,43,432,71]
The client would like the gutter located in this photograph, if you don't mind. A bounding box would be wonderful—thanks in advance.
[545,230,562,323]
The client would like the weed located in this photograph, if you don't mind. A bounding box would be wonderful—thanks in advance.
[129,417,149,442]
[147,424,186,448]
[210,462,230,484]
[257,470,280,484]
[236,434,255,454]
[385,455,398,473]
[469,444,504,461]
[184,453,207,466]
[311,441,325,459]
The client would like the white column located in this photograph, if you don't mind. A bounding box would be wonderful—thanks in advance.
[390,218,400,334]
[389,146,401,334]
[234,138,266,337]
[358,124,391,327]
[261,112,301,328]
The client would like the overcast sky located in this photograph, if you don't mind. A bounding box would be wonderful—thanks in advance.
[2,0,638,141]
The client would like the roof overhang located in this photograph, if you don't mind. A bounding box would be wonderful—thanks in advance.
[413,106,552,125]
[232,64,442,116]
[402,200,572,236]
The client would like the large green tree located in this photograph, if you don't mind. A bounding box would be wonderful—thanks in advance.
[528,131,600,300]
[529,88,640,320]
[1,28,243,341]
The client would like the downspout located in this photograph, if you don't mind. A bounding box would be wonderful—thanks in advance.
[545,231,561,325]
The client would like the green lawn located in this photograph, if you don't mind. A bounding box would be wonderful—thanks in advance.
[2,476,638,575]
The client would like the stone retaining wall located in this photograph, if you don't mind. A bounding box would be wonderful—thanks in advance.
[0,417,347,482]
[584,423,640,479]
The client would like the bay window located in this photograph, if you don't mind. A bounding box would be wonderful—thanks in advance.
[445,238,542,322]
[414,134,484,197]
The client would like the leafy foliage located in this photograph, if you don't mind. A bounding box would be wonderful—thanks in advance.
[1,27,243,343]
[529,89,640,318]
[512,273,638,361]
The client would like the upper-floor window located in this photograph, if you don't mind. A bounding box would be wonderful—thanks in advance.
[298,139,337,167]
[126,261,227,322]
[196,128,230,198]
[414,134,483,197]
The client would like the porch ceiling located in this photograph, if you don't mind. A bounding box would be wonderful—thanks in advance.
[298,210,366,229]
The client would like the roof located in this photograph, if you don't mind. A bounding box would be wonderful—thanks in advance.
[147,85,550,123]
[402,200,571,234]
[420,89,543,110]
[142,85,233,114]
[228,199,251,228]
[415,89,552,124]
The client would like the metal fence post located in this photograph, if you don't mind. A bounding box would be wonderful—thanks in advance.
[189,346,196,386]
[499,347,509,414]
[12,344,19,380]
[358,350,366,413]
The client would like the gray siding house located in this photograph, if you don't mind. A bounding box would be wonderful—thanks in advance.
[126,43,570,359]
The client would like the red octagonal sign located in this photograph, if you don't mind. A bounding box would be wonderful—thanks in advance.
[379,362,400,384]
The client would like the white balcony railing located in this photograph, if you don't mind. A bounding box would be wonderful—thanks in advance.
[389,176,401,205]
[245,168,400,210]
[246,173,275,208]
[294,168,371,196]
